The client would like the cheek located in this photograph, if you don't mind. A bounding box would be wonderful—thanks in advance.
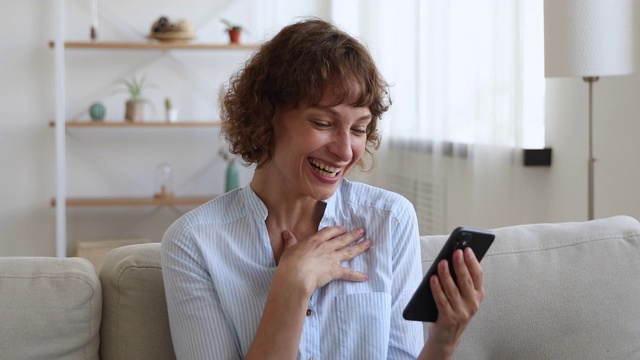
[352,137,368,161]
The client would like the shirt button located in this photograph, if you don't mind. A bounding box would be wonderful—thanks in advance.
[306,309,313,316]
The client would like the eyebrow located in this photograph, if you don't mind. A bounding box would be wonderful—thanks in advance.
[311,105,372,121]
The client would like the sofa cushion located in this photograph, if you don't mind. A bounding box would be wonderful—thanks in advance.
[0,256,101,359]
[99,243,175,360]
[419,215,640,359]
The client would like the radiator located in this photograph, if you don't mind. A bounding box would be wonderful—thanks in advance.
[388,174,446,236]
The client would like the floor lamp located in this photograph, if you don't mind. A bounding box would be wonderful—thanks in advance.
[544,0,635,220]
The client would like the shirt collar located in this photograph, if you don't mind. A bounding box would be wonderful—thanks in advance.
[241,185,268,221]
[240,181,344,226]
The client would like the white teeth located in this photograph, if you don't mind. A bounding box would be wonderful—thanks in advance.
[317,169,339,178]
[310,159,340,177]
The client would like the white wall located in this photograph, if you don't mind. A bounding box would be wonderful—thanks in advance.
[0,0,329,256]
[2,1,640,256]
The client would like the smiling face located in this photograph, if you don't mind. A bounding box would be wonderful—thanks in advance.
[261,92,372,201]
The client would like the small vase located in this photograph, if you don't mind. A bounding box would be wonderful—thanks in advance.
[225,159,239,192]
[154,163,174,199]
[89,102,106,121]
[166,108,178,123]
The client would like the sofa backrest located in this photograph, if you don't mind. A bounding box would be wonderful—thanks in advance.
[0,256,101,359]
[99,243,175,360]
[98,216,640,359]
[420,215,640,359]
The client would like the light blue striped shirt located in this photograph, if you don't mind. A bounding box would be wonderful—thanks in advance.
[162,179,424,359]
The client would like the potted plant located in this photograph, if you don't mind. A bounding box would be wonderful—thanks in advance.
[118,75,153,122]
[164,97,178,123]
[221,19,242,44]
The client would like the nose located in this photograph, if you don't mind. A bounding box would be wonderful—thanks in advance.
[328,129,353,162]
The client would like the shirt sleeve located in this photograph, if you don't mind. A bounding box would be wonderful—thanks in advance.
[161,220,242,360]
[387,197,425,359]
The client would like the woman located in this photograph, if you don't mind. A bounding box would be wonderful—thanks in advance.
[162,18,485,359]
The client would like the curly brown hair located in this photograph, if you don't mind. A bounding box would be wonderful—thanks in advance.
[220,18,390,171]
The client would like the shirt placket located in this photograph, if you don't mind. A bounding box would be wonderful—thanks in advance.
[300,292,320,360]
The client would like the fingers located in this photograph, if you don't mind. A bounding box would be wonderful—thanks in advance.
[280,226,371,287]
[449,248,484,300]
[308,226,368,255]
[337,265,369,282]
[281,230,298,248]
[282,226,366,252]
[433,248,485,325]
[281,226,346,250]
[433,257,460,316]
[315,225,350,242]
[451,249,474,297]
[325,227,371,263]
[464,247,484,291]
[327,227,365,250]
[430,265,454,318]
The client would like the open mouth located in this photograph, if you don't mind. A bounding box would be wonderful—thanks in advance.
[309,158,341,178]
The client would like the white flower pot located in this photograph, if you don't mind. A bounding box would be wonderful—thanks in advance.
[166,108,178,123]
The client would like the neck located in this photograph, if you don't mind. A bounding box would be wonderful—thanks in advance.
[250,169,326,239]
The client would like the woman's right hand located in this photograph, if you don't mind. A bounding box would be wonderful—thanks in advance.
[277,226,371,294]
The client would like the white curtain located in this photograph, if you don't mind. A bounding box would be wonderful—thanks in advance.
[334,0,545,233]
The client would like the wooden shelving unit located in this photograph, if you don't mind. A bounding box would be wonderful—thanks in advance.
[51,195,216,207]
[48,40,258,51]
[48,120,221,208]
[49,121,222,128]
[49,11,254,256]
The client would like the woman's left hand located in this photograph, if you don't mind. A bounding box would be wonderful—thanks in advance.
[425,247,485,355]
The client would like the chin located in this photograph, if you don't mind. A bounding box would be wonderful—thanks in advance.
[310,183,341,201]
[314,193,333,201]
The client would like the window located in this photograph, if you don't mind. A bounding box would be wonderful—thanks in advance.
[333,0,545,150]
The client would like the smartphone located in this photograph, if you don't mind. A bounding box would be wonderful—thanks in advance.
[402,226,495,322]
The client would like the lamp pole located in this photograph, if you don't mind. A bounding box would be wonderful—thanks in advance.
[583,76,598,220]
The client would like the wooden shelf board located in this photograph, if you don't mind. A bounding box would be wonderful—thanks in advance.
[51,195,216,207]
[49,121,222,128]
[49,40,257,51]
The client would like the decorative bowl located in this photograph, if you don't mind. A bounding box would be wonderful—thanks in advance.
[149,32,196,43]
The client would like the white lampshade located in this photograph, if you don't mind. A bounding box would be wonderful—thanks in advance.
[544,0,635,78]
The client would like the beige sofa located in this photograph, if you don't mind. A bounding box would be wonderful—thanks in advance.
[1,215,639,359]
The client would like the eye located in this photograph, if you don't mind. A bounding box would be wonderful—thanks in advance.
[351,127,367,135]
[311,120,331,128]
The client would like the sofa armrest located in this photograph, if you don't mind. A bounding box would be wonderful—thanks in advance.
[420,215,640,359]
[99,243,175,360]
[0,256,101,359]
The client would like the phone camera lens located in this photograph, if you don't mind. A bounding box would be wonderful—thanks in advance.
[459,232,472,247]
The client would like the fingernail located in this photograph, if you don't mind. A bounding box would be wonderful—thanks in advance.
[456,249,464,263]
[362,239,371,248]
[356,227,365,236]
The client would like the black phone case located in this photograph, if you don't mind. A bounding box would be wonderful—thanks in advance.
[402,226,495,322]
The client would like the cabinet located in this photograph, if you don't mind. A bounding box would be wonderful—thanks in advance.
[51,2,256,257]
